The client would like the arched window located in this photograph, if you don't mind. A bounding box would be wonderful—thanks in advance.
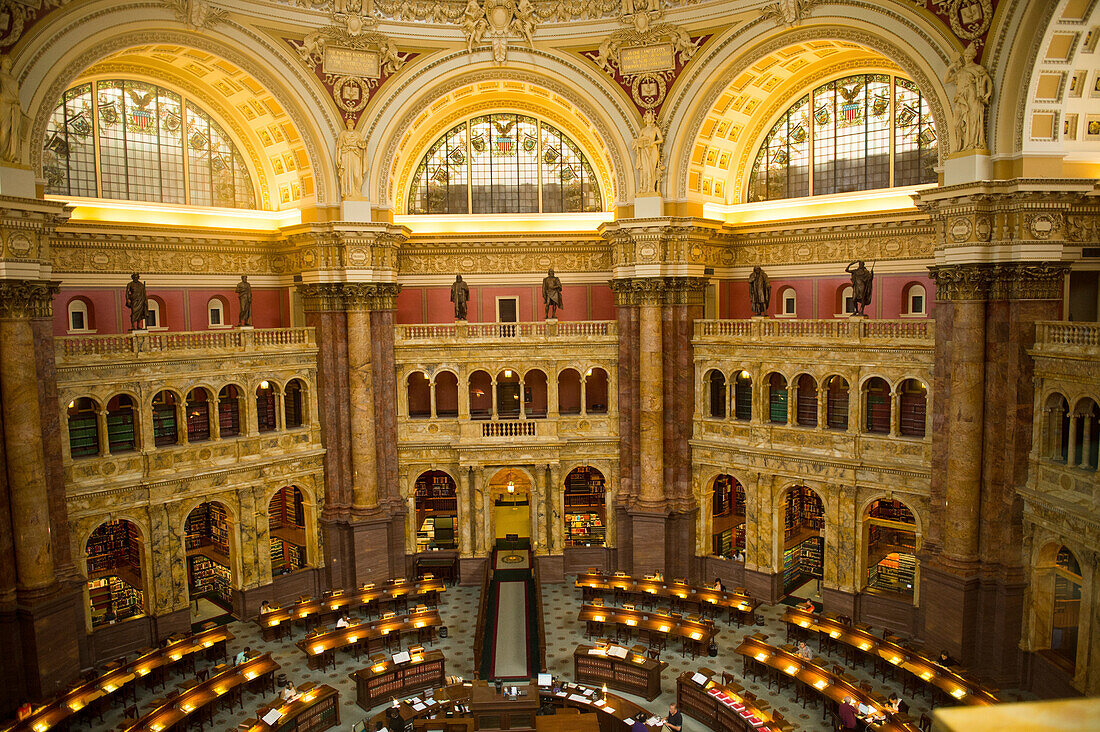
[496,369,521,418]
[44,80,255,207]
[407,113,602,214]
[68,397,100,457]
[558,369,582,415]
[706,370,726,418]
[86,519,145,627]
[435,372,459,417]
[767,373,788,424]
[284,379,304,428]
[219,385,241,437]
[824,375,849,430]
[863,377,891,434]
[585,368,609,414]
[469,370,492,419]
[748,75,937,202]
[67,298,92,332]
[145,297,163,329]
[1072,398,1099,470]
[408,372,431,418]
[795,374,817,427]
[779,287,796,316]
[865,498,918,598]
[711,474,745,558]
[105,394,137,453]
[1044,393,1070,461]
[256,381,277,432]
[733,371,752,421]
[269,486,307,572]
[151,390,179,447]
[564,466,606,547]
[186,388,211,442]
[838,286,855,316]
[905,284,927,316]
[899,379,927,437]
[524,369,548,418]
[1051,545,1083,668]
[207,297,226,328]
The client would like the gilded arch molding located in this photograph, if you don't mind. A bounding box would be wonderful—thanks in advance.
[665,21,954,202]
[25,22,335,205]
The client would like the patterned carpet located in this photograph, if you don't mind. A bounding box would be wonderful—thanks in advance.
[86,579,1035,731]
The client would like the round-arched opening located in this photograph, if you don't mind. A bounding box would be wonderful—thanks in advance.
[186,387,212,442]
[284,379,305,428]
[903,282,927,316]
[564,466,606,548]
[733,370,752,421]
[67,297,94,332]
[488,468,532,546]
[585,367,609,414]
[85,519,145,628]
[1044,393,1070,461]
[864,498,918,599]
[1071,398,1099,470]
[711,474,745,559]
[795,374,818,427]
[152,390,179,447]
[1051,545,1083,668]
[863,377,891,434]
[255,380,277,432]
[782,485,824,596]
[435,372,459,418]
[837,286,855,316]
[408,371,431,419]
[898,379,927,437]
[706,369,727,418]
[414,470,458,551]
[269,486,307,574]
[218,384,241,437]
[496,368,521,418]
[558,368,582,415]
[524,369,548,418]
[185,501,235,617]
[824,375,850,430]
[67,396,100,458]
[105,394,137,453]
[767,373,788,424]
[469,370,492,419]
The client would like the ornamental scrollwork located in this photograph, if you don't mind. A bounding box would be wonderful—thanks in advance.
[0,278,59,318]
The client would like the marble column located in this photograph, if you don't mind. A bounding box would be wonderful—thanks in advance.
[346,306,378,509]
[637,300,663,507]
[0,281,58,592]
[459,468,473,557]
[210,398,222,440]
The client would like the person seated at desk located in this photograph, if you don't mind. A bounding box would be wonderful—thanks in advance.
[838,697,858,730]
[857,702,886,725]
[663,703,682,732]
[796,641,813,660]
[885,694,908,715]
[259,601,273,614]
[376,722,389,732]
[336,614,352,629]
[796,599,816,612]
[937,650,958,667]
[282,682,300,703]
[234,646,252,665]
[16,700,32,720]
[713,578,725,591]
[631,713,648,732]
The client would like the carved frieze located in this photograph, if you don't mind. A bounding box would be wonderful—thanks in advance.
[930,262,1068,302]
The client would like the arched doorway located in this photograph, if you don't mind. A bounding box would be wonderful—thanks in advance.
[488,468,533,547]
[414,470,458,551]
[564,466,606,547]
[85,519,145,628]
[710,474,745,559]
[185,501,235,621]
[863,499,918,599]
[269,486,307,574]
[1051,546,1083,668]
[781,485,825,596]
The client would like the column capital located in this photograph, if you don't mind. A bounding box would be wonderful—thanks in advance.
[609,276,708,307]
[296,281,402,312]
[929,262,1069,302]
[0,279,59,319]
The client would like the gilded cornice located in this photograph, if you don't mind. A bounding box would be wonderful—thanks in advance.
[297,281,402,312]
[928,262,1068,302]
[601,217,725,270]
[610,276,707,306]
[398,240,611,275]
[0,279,60,319]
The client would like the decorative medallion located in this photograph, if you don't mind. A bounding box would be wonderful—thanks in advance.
[461,0,537,64]
[1027,212,1062,240]
[6,233,32,258]
[907,0,999,51]
[759,0,821,27]
[949,216,973,242]
[974,215,992,242]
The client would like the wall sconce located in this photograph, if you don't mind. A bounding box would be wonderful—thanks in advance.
[507,480,515,494]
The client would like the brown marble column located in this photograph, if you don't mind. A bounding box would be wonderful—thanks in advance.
[345,306,378,509]
[638,299,664,508]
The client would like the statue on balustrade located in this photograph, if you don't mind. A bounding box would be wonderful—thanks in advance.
[543,268,563,319]
[451,274,470,320]
[236,275,252,326]
[749,265,770,316]
[845,260,874,316]
[125,273,147,330]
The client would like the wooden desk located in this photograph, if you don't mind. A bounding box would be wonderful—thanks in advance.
[256,578,445,640]
[122,653,280,732]
[0,625,234,732]
[575,572,759,625]
[416,555,459,585]
[577,604,715,657]
[297,608,441,668]
[536,713,601,732]
[735,636,917,732]
[471,681,540,732]
[242,684,340,731]
[574,644,666,701]
[676,671,784,732]
[352,650,446,709]
[781,609,998,706]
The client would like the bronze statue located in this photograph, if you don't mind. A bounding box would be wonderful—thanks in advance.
[236,275,252,326]
[450,274,470,320]
[749,265,770,316]
[845,260,874,316]
[125,273,147,330]
[542,268,563,319]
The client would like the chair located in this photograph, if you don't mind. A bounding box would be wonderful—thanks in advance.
[918,713,932,731]
[647,636,665,661]
[859,681,873,694]
[196,668,209,682]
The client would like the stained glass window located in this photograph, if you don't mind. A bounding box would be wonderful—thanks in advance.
[408,113,601,214]
[43,80,256,209]
[748,74,937,202]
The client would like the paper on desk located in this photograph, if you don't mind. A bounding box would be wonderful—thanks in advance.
[607,646,628,659]
[262,709,283,725]
[646,716,662,726]
[602,707,615,715]
[567,694,589,703]
[692,672,708,685]
[393,651,411,664]
[587,649,604,655]
[412,703,428,711]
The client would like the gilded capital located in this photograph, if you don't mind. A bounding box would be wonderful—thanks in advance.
[0,279,59,319]
[927,264,992,302]
[297,281,402,312]
[610,276,708,307]
[988,263,1069,301]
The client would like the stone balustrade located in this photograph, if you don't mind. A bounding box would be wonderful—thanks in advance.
[396,320,616,344]
[1034,321,1100,353]
[694,318,934,343]
[56,327,316,364]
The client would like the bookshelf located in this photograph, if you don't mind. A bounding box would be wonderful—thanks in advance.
[867,552,916,593]
[256,683,340,732]
[573,645,665,701]
[565,467,606,547]
[768,385,787,423]
[187,399,210,441]
[414,472,458,550]
[782,486,824,542]
[219,390,240,437]
[68,404,99,457]
[270,487,307,571]
[88,574,144,625]
[353,650,446,708]
[783,535,823,593]
[106,403,136,452]
[257,387,277,432]
[86,520,143,576]
[733,377,752,421]
[189,553,232,603]
[565,512,605,547]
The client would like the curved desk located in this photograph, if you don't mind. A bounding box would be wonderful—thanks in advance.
[578,604,715,657]
[297,608,442,668]
[575,572,759,625]
[676,671,786,732]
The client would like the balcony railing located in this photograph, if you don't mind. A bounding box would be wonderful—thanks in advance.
[1035,321,1100,350]
[57,327,316,363]
[396,320,616,343]
[694,318,934,343]
[481,420,537,437]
